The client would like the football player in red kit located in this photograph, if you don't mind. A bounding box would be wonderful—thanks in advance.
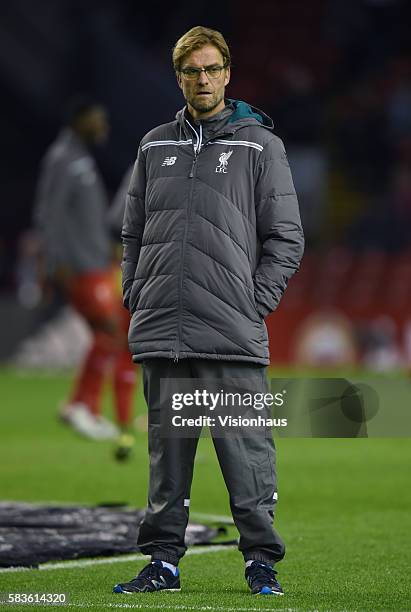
[34,97,136,457]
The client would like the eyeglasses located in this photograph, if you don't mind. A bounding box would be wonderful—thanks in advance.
[180,65,226,80]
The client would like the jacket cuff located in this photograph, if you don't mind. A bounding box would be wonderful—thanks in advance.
[122,288,131,311]
[255,301,271,319]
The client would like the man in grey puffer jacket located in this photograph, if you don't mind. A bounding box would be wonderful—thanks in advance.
[114,26,304,597]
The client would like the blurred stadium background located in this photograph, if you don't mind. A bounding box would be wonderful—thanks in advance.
[1,2,411,609]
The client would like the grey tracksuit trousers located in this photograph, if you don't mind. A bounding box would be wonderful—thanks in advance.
[137,358,285,566]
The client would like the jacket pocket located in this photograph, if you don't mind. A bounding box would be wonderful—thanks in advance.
[244,273,260,319]
[129,278,146,314]
[245,283,263,323]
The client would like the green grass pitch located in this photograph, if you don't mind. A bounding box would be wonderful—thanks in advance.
[0,367,410,611]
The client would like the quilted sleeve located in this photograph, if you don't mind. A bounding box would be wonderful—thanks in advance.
[121,147,146,310]
[253,136,305,318]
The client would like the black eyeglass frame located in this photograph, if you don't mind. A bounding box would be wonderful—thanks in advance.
[179,64,228,80]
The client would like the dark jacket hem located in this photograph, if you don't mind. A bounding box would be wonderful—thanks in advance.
[130,348,269,365]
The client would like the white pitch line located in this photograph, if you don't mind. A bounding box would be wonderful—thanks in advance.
[0,545,236,573]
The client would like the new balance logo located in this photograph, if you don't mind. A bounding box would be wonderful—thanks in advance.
[215,150,233,173]
[151,577,167,589]
[162,156,177,166]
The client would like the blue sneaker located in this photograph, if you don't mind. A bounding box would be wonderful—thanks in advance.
[113,560,181,593]
[245,561,284,595]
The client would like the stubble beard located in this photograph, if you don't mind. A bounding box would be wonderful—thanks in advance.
[188,91,224,114]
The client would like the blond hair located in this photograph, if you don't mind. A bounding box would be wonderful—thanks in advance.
[172,26,231,72]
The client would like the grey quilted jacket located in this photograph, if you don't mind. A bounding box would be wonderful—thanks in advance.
[122,100,304,364]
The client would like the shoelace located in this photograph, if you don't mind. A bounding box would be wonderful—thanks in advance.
[248,563,278,586]
[134,562,163,584]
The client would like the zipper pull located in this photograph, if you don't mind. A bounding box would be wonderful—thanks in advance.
[189,156,197,178]
[173,352,179,363]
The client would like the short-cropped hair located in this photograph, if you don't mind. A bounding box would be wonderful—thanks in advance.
[172,26,231,72]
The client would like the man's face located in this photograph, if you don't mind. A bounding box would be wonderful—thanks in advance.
[177,44,230,120]
[78,107,109,145]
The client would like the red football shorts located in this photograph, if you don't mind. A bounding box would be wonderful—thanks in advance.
[68,268,129,330]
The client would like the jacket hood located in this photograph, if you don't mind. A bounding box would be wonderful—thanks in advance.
[226,99,273,130]
[175,99,273,134]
